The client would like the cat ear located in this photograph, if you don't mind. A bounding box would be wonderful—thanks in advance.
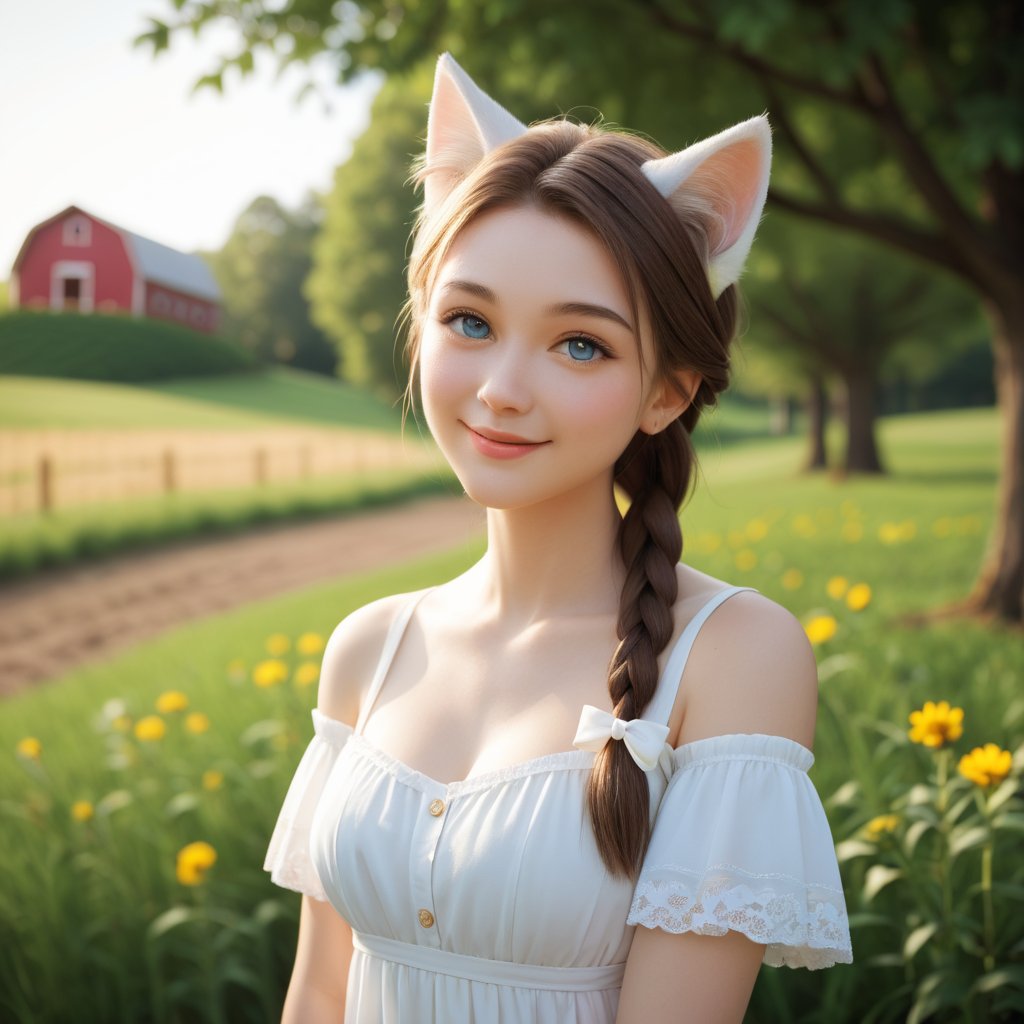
[423,52,528,219]
[641,115,772,299]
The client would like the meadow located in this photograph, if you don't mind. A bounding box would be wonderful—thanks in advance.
[1,404,1021,1022]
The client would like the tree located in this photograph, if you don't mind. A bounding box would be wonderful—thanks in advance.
[207,194,337,375]
[135,0,1024,622]
[305,64,433,397]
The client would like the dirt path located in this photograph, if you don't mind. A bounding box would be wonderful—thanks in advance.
[0,494,485,698]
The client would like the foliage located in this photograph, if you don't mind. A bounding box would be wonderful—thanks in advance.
[205,195,338,376]
[0,310,259,382]
[305,63,433,397]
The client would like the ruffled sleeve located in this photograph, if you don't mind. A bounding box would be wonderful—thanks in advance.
[263,708,353,902]
[626,733,853,970]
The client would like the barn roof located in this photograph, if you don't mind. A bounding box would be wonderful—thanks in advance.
[12,205,221,303]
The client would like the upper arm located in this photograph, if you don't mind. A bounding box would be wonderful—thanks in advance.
[618,592,819,1023]
[672,590,819,750]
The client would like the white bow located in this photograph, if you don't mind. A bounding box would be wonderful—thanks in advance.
[572,705,670,773]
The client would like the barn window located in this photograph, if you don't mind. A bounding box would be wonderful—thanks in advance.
[63,216,92,246]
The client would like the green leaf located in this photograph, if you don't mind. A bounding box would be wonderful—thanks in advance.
[164,792,200,818]
[992,812,1024,834]
[970,965,1024,996]
[847,911,897,930]
[148,905,202,941]
[949,824,989,858]
[828,779,860,807]
[864,864,903,902]
[987,777,1019,814]
[904,922,939,960]
[836,838,877,862]
[903,818,934,856]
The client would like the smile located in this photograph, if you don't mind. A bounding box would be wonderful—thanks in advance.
[463,423,550,460]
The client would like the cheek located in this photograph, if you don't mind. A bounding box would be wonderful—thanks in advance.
[418,329,471,421]
[564,374,644,441]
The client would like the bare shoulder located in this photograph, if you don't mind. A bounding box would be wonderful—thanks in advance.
[316,590,422,728]
[674,580,819,751]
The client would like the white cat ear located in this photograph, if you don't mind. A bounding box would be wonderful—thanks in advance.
[423,52,528,219]
[641,115,772,299]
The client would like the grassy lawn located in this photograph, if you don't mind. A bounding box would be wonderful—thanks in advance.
[2,403,1021,1023]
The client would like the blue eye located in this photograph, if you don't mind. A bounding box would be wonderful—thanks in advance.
[446,313,490,339]
[564,337,601,362]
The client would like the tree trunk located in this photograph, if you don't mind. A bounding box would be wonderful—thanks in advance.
[804,376,828,470]
[841,366,884,473]
[963,298,1024,624]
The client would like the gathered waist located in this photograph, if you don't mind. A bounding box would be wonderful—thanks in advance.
[351,931,626,992]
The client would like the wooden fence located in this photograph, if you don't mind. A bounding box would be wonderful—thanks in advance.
[0,428,439,517]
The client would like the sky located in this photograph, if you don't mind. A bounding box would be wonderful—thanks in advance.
[0,0,384,277]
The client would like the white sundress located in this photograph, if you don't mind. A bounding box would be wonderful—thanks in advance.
[264,584,853,1022]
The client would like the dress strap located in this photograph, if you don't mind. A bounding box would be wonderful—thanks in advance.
[644,585,759,726]
[354,588,433,736]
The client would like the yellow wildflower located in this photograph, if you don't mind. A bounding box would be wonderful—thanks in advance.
[841,521,863,542]
[17,737,42,760]
[185,712,210,735]
[781,568,803,590]
[297,632,325,656]
[745,519,769,542]
[734,548,757,571]
[932,517,953,538]
[804,615,837,645]
[134,715,166,742]
[112,715,132,733]
[695,532,721,553]
[958,743,1013,788]
[826,576,848,599]
[253,659,289,688]
[226,658,247,682]
[176,841,217,886]
[294,662,320,688]
[71,800,94,822]
[865,814,899,838]
[266,634,291,656]
[156,691,188,714]
[846,583,872,611]
[908,700,964,749]
[791,514,816,537]
[202,769,224,791]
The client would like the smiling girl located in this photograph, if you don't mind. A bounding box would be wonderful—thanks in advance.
[265,52,852,1023]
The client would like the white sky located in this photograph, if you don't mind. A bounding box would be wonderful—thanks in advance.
[0,0,383,276]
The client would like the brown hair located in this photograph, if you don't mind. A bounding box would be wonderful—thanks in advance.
[401,119,739,879]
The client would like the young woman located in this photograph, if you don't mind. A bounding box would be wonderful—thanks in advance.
[265,52,853,1023]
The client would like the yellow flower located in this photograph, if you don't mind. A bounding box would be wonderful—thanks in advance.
[176,841,217,886]
[226,658,247,682]
[253,659,289,688]
[958,743,1013,788]
[17,737,42,760]
[841,521,863,542]
[185,712,210,735]
[156,690,189,714]
[908,700,964,748]
[202,769,224,791]
[826,576,848,600]
[695,531,721,553]
[781,568,803,590]
[112,714,132,733]
[266,634,291,656]
[734,548,757,571]
[865,814,899,838]
[745,519,769,542]
[846,582,872,611]
[791,514,816,537]
[297,632,325,656]
[134,715,166,742]
[932,517,953,538]
[294,662,320,688]
[804,615,837,645]
[71,800,94,822]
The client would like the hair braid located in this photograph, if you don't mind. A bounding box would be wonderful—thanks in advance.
[585,420,693,878]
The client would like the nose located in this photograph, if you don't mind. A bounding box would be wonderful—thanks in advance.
[476,345,533,415]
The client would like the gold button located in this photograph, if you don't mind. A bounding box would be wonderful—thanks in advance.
[428,798,445,817]
[418,908,435,929]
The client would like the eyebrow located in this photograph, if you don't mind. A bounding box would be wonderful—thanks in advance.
[439,279,634,334]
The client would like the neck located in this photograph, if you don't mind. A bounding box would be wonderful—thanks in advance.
[473,475,626,626]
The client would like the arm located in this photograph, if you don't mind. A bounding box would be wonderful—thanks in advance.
[617,593,820,1024]
[279,592,410,1020]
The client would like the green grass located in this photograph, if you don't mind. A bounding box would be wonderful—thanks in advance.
[2,403,1020,1023]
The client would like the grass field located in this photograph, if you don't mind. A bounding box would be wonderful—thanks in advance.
[2,404,1021,1023]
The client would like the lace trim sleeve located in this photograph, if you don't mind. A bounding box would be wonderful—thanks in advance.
[626,733,853,970]
[263,709,353,902]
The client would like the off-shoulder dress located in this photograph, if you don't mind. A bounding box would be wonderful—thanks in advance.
[264,583,853,1022]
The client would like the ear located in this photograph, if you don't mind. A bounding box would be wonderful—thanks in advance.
[641,115,772,299]
[639,367,703,435]
[423,52,528,219]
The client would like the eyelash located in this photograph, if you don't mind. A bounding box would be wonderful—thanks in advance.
[438,308,615,362]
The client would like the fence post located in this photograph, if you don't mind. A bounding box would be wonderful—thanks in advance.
[39,454,53,513]
[162,449,177,494]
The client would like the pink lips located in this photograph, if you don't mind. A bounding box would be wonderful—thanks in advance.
[464,423,549,460]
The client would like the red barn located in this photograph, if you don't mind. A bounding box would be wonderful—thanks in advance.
[10,205,222,334]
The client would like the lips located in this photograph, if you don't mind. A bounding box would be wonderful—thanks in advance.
[462,422,550,459]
